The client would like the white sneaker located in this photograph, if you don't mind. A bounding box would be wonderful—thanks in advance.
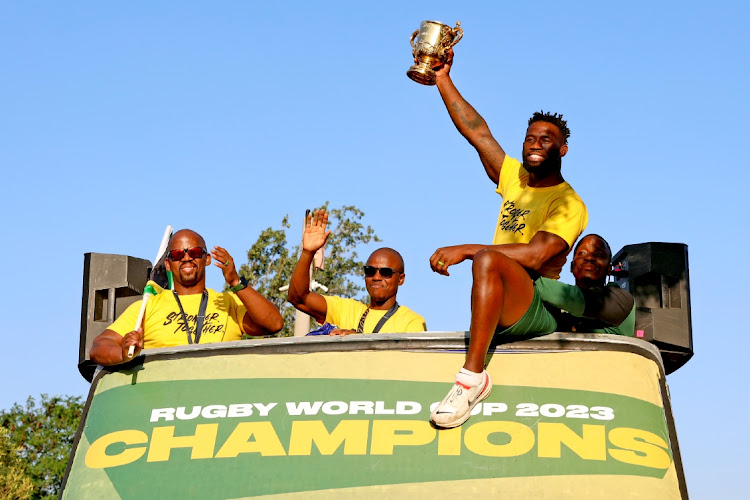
[430,371,492,428]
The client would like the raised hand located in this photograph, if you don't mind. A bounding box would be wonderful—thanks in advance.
[432,48,454,79]
[212,246,241,286]
[302,209,332,253]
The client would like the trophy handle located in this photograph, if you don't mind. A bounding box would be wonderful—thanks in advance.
[444,22,463,50]
[409,29,419,52]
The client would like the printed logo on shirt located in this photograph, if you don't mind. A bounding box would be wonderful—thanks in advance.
[499,200,529,235]
[163,312,225,337]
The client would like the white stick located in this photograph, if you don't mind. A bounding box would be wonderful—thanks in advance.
[127,225,173,358]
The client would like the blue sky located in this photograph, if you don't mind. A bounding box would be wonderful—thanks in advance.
[1,1,747,497]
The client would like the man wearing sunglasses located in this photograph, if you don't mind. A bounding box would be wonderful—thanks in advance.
[89,229,284,366]
[288,209,426,335]
[425,50,588,428]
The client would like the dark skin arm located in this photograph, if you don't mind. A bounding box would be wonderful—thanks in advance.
[90,327,144,366]
[430,231,569,276]
[212,246,284,335]
[287,210,331,325]
[433,49,506,185]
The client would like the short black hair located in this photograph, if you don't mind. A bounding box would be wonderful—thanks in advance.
[528,111,570,144]
[574,234,612,260]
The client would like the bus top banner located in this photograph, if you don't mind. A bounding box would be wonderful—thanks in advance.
[62,333,686,499]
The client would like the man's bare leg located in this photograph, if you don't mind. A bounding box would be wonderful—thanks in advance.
[464,248,535,372]
[431,249,535,428]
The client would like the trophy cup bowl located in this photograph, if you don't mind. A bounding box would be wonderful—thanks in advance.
[407,20,463,86]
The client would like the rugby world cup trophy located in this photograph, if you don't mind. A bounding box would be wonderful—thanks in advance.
[407,20,463,86]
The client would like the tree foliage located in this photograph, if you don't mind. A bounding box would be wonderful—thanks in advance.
[0,427,33,500]
[238,203,380,336]
[0,395,84,499]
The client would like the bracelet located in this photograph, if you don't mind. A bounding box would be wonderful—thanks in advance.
[229,277,248,293]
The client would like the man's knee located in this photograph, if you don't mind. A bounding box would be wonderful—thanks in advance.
[473,248,528,283]
[473,248,511,276]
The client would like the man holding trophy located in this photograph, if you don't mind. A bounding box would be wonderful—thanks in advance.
[415,42,588,428]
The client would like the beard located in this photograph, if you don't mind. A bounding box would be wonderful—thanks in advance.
[177,264,203,287]
[522,152,561,176]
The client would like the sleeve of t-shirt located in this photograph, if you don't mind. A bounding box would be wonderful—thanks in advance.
[538,195,588,249]
[229,292,249,335]
[404,315,427,332]
[535,277,585,316]
[581,286,635,327]
[496,156,522,197]
[323,295,343,326]
[106,300,143,337]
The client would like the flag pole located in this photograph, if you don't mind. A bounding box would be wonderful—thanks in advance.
[127,225,173,358]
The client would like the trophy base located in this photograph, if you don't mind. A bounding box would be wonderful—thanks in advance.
[407,63,437,86]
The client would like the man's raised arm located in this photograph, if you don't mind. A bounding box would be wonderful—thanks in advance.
[287,209,331,325]
[434,50,506,185]
[211,246,284,336]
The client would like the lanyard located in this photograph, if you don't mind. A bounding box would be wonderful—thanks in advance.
[173,290,209,344]
[356,302,400,334]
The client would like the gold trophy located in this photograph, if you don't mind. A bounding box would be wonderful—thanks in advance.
[407,20,463,86]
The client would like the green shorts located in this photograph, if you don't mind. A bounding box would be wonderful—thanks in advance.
[495,282,557,337]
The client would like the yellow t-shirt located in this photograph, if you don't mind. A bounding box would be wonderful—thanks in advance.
[493,156,588,279]
[323,296,427,333]
[108,289,247,349]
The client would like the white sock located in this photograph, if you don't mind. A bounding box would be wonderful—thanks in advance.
[456,368,484,387]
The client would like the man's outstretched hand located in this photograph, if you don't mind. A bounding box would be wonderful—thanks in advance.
[303,209,332,253]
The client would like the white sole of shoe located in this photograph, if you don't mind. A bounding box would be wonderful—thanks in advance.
[431,373,493,429]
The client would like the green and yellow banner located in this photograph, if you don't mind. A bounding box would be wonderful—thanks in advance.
[63,349,682,499]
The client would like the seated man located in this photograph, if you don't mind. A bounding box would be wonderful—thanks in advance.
[288,209,426,335]
[89,229,284,366]
[427,50,587,429]
[537,234,635,337]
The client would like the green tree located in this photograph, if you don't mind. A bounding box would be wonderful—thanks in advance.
[0,427,33,500]
[0,395,83,499]
[238,203,380,336]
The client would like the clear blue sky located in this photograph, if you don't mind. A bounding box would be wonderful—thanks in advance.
[1,1,747,497]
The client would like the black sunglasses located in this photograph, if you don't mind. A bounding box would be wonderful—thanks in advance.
[167,247,207,261]
[363,266,401,278]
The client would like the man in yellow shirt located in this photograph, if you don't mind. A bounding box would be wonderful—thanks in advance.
[288,209,426,335]
[427,50,588,428]
[89,229,284,366]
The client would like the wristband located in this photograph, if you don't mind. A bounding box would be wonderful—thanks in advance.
[229,277,248,293]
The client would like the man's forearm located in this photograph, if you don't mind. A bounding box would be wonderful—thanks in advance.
[435,74,505,183]
[89,336,124,366]
[436,74,489,144]
[489,243,548,272]
[287,250,328,324]
[235,287,283,334]
[288,250,314,305]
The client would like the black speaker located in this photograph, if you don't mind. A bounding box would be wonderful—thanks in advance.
[612,243,692,374]
[79,253,152,380]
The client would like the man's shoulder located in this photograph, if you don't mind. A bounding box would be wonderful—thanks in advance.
[497,156,524,191]
[324,295,365,310]
[554,178,585,201]
[604,283,635,302]
[582,284,635,312]
[395,304,426,322]
[548,181,588,223]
